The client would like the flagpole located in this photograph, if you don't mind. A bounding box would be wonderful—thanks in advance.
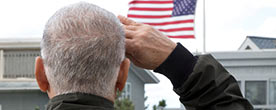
[203,0,206,53]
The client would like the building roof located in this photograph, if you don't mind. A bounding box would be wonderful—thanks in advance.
[248,36,276,49]
[129,63,159,83]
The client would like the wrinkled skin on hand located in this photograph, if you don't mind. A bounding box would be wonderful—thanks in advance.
[118,15,177,70]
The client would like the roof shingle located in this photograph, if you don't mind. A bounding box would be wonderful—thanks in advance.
[248,36,276,49]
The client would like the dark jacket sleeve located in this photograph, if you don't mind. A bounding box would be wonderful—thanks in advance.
[154,43,253,110]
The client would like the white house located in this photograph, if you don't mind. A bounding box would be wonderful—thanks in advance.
[211,36,276,109]
[164,36,276,110]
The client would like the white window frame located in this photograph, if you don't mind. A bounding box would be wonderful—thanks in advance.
[269,79,276,105]
[0,49,4,79]
[120,82,132,100]
[126,82,132,100]
[0,104,2,110]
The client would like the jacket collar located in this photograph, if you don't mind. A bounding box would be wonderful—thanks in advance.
[46,92,114,110]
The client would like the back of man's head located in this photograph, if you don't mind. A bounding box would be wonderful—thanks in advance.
[40,2,125,99]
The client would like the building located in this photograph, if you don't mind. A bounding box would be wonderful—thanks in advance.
[211,36,276,110]
[157,36,276,110]
[0,38,159,110]
[148,36,276,110]
[211,51,276,109]
[239,36,276,50]
[162,36,276,110]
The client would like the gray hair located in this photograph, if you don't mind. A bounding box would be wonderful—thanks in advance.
[41,2,125,98]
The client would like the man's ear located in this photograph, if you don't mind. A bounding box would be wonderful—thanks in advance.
[35,56,49,92]
[116,58,130,91]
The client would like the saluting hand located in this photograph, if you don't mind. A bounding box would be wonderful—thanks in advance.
[118,15,177,70]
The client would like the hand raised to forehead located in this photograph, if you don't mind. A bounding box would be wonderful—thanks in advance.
[118,15,177,70]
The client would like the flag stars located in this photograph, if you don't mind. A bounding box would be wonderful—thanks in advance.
[172,0,197,16]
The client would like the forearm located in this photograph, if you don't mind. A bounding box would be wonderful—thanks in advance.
[154,43,197,88]
[175,55,253,109]
[154,44,253,110]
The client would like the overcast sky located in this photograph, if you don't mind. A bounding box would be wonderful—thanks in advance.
[0,0,276,109]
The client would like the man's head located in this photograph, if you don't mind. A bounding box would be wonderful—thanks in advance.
[35,2,130,102]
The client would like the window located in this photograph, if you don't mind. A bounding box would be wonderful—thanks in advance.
[242,80,276,110]
[3,50,40,78]
[245,81,267,105]
[120,82,132,100]
[245,46,251,50]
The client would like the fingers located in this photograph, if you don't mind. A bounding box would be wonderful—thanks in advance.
[124,25,137,31]
[118,15,135,25]
[118,15,141,26]
[125,29,136,39]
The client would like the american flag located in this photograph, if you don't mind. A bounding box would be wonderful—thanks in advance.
[128,0,197,38]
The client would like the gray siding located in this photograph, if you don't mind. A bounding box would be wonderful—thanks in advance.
[226,66,276,80]
[0,90,48,110]
[128,69,145,110]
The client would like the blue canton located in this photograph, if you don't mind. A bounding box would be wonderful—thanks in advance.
[172,0,197,16]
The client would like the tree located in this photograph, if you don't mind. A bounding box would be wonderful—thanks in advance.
[144,96,149,110]
[114,98,135,110]
[152,99,167,110]
[153,105,157,110]
[114,90,135,110]
[158,99,167,110]
[34,106,40,110]
[158,99,167,108]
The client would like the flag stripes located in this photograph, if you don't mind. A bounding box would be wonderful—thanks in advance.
[128,0,196,38]
[129,7,173,11]
[129,1,173,4]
